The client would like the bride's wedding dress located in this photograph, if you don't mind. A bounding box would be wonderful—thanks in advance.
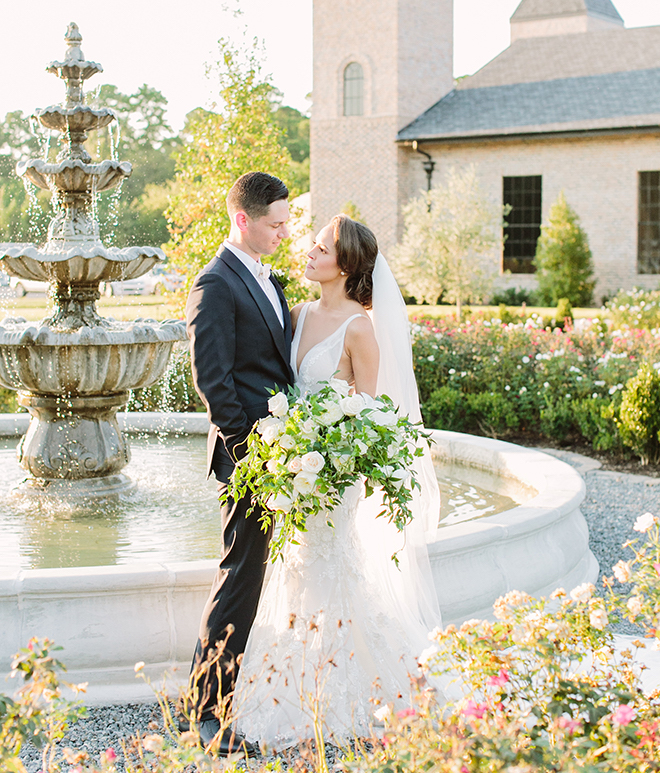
[235,257,443,749]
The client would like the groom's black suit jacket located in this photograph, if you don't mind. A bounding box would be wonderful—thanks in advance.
[186,247,294,483]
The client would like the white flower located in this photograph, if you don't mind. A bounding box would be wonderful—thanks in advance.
[340,393,366,416]
[293,471,317,495]
[355,439,368,455]
[332,454,354,473]
[328,378,351,396]
[634,512,657,533]
[301,451,325,473]
[417,646,438,669]
[627,596,643,617]
[268,392,289,417]
[318,400,344,425]
[369,409,398,427]
[613,560,632,583]
[143,735,165,753]
[570,583,595,603]
[266,457,281,474]
[374,705,392,722]
[267,492,294,513]
[278,433,296,451]
[589,607,608,630]
[258,417,284,445]
[300,419,319,440]
[287,456,303,474]
[391,468,411,489]
[522,356,530,364]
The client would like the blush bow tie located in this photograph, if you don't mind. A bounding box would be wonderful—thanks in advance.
[255,262,271,280]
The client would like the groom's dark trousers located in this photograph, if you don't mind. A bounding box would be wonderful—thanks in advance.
[186,246,293,721]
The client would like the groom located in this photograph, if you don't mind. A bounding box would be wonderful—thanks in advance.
[185,171,294,754]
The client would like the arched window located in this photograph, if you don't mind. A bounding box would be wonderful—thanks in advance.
[343,62,364,116]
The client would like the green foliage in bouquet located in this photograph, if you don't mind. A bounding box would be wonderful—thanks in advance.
[223,380,428,561]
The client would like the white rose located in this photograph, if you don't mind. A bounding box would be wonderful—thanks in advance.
[570,583,595,603]
[293,471,317,495]
[332,454,354,473]
[266,457,280,474]
[301,450,325,473]
[318,401,344,426]
[340,393,366,416]
[417,645,438,670]
[278,433,296,451]
[627,596,643,616]
[261,419,285,445]
[613,560,632,583]
[268,392,289,417]
[589,607,608,630]
[287,456,303,474]
[266,492,294,513]
[369,409,398,427]
[355,439,368,455]
[258,416,284,437]
[300,419,319,440]
[634,512,657,533]
[329,378,351,396]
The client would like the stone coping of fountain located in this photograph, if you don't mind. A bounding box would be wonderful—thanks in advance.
[0,416,596,705]
[36,105,116,132]
[0,319,187,347]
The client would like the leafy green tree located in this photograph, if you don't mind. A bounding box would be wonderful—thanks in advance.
[393,166,504,318]
[533,191,595,307]
[272,101,310,193]
[166,35,307,300]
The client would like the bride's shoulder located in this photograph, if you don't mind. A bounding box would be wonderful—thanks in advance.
[290,301,309,328]
[344,310,375,346]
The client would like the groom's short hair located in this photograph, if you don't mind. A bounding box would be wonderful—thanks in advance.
[227,172,289,220]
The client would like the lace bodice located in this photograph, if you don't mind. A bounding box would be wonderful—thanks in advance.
[291,303,365,395]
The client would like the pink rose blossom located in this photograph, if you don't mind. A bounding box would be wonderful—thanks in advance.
[486,668,510,688]
[463,699,488,720]
[396,708,416,720]
[104,748,117,762]
[558,716,582,734]
[612,704,636,726]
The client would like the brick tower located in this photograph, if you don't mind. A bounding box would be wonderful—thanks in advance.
[310,0,454,253]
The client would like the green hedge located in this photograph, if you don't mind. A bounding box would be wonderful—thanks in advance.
[412,313,660,462]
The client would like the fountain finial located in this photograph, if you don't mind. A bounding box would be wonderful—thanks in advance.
[46,22,103,108]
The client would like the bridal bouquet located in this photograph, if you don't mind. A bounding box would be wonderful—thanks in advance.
[223,378,428,560]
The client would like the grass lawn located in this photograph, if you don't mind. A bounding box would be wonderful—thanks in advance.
[1,294,604,324]
[0,294,182,322]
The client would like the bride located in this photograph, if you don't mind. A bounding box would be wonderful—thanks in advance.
[233,214,442,749]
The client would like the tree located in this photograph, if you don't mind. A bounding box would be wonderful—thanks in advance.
[533,191,595,307]
[165,35,308,300]
[392,166,504,318]
[272,101,310,193]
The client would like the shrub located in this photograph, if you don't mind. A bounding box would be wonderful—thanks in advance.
[490,286,535,306]
[605,287,660,331]
[533,191,595,307]
[618,362,660,464]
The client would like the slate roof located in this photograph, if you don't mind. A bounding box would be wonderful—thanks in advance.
[463,26,660,90]
[511,0,623,23]
[398,68,660,142]
[398,25,660,143]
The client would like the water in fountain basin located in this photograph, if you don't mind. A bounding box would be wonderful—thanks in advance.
[0,433,535,571]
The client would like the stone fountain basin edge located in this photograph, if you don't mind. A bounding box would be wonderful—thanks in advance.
[0,415,597,705]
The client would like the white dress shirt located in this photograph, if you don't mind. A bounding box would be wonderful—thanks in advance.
[222,240,284,327]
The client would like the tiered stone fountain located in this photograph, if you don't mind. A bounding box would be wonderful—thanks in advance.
[0,22,186,499]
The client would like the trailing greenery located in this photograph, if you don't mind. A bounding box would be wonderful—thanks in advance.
[533,191,596,307]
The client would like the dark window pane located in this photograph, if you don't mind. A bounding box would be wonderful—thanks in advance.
[503,175,542,274]
[638,171,660,274]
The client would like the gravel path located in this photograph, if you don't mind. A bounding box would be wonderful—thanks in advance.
[18,450,660,772]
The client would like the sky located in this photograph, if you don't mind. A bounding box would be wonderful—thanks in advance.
[0,0,659,132]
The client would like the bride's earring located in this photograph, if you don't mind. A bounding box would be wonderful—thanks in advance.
[340,271,346,276]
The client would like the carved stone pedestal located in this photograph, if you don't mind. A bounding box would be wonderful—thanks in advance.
[15,391,135,499]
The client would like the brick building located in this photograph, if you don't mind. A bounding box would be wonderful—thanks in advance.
[311,0,660,301]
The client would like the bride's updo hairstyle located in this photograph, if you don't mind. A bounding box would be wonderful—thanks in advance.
[331,214,378,309]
